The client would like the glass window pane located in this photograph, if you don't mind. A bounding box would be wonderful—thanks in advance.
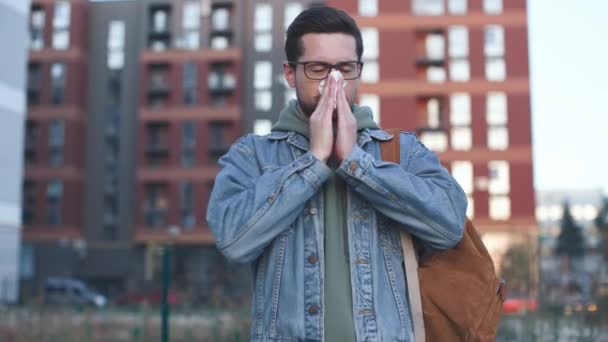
[52,30,70,50]
[359,94,380,124]
[450,93,471,125]
[182,2,200,29]
[255,33,273,52]
[255,90,272,111]
[254,119,272,135]
[485,58,506,81]
[449,60,470,82]
[448,26,468,58]
[427,66,446,83]
[451,161,473,194]
[212,8,229,31]
[486,92,507,124]
[490,196,510,220]
[284,88,296,106]
[152,9,169,32]
[285,3,303,29]
[359,0,378,16]
[426,34,445,60]
[254,4,273,32]
[361,60,379,83]
[488,160,510,194]
[420,131,448,152]
[361,28,379,59]
[484,25,504,57]
[53,1,71,29]
[448,0,467,14]
[412,0,444,15]
[488,126,508,150]
[254,61,272,89]
[451,127,472,150]
[211,36,228,50]
[484,0,503,14]
[427,98,441,127]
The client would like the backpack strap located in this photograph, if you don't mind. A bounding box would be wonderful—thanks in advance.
[380,129,426,342]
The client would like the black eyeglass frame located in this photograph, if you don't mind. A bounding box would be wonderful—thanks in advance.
[288,60,364,80]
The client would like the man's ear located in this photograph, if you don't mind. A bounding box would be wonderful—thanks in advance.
[282,62,296,88]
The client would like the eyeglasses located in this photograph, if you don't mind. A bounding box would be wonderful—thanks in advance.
[289,60,363,80]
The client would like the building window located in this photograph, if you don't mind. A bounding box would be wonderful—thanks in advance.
[182,1,200,49]
[27,63,41,105]
[361,28,379,83]
[450,93,471,150]
[448,0,467,15]
[358,0,378,16]
[360,94,380,124]
[284,3,303,29]
[484,25,505,81]
[47,180,62,225]
[418,96,447,151]
[489,196,510,220]
[25,121,38,164]
[486,92,508,150]
[144,183,168,228]
[254,4,273,52]
[182,62,198,105]
[254,119,272,135]
[148,63,170,108]
[488,161,510,194]
[180,182,195,229]
[284,88,296,106]
[148,5,171,51]
[254,61,273,111]
[448,26,468,82]
[425,33,445,60]
[488,160,509,220]
[427,66,446,83]
[412,0,444,16]
[483,0,503,14]
[49,120,64,166]
[30,6,45,50]
[22,181,36,225]
[451,161,473,217]
[209,121,230,159]
[145,123,169,167]
[52,1,70,50]
[181,121,196,167]
[107,21,125,70]
[51,63,66,105]
[210,4,232,49]
[208,62,236,105]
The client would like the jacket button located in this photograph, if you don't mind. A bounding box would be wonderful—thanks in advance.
[308,207,318,215]
[307,255,317,264]
[308,304,319,314]
[349,161,358,172]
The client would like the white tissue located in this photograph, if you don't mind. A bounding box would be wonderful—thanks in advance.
[318,70,347,109]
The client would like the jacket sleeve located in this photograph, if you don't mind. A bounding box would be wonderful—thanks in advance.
[336,133,467,250]
[206,135,332,263]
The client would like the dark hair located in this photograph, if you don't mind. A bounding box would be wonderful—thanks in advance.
[285,6,363,63]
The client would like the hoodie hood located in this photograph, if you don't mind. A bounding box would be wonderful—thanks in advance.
[271,99,380,138]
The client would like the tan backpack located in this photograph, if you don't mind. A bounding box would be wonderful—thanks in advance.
[380,129,505,342]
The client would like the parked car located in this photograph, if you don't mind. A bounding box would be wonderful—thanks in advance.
[44,277,107,308]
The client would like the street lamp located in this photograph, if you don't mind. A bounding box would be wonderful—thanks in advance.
[161,225,181,342]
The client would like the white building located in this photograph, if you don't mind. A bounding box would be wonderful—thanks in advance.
[0,0,31,303]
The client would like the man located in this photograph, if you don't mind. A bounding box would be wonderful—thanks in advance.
[207,6,467,341]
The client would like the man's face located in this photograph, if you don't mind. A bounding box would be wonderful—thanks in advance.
[283,33,360,117]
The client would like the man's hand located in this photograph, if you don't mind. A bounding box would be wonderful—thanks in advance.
[310,75,337,162]
[334,78,357,161]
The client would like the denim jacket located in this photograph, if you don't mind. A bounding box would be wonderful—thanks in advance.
[206,129,467,342]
